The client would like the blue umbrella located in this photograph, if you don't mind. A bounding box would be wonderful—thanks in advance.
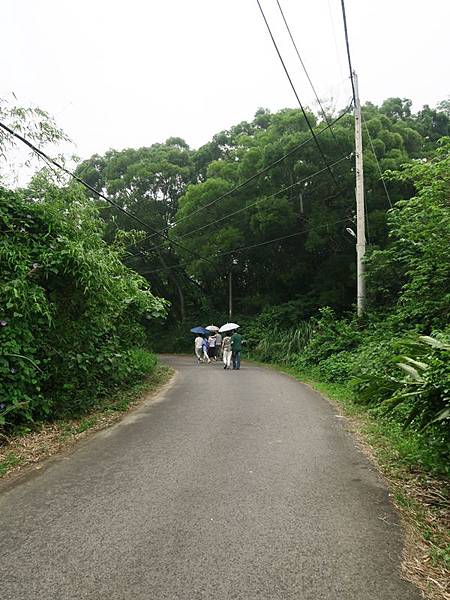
[190,326,210,335]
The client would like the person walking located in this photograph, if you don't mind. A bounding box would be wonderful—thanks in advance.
[215,332,222,359]
[208,334,217,361]
[194,335,204,363]
[231,330,243,370]
[202,336,211,363]
[222,334,232,369]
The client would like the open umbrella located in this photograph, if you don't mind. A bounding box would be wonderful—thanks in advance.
[206,325,219,332]
[219,322,240,333]
[190,326,210,335]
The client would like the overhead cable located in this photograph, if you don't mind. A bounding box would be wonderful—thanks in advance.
[361,113,392,208]
[0,120,218,270]
[137,104,353,248]
[220,217,351,256]
[255,0,340,189]
[339,0,356,104]
[139,217,353,277]
[275,0,337,142]
[155,154,352,247]
[327,0,345,82]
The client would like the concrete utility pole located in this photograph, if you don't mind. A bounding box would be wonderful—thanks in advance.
[228,271,233,320]
[354,71,366,317]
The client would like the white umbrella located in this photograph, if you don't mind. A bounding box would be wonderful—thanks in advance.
[219,322,240,333]
[206,325,220,332]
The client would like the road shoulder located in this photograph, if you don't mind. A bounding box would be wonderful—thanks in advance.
[250,359,449,600]
[0,363,175,487]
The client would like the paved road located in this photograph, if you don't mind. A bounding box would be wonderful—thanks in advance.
[0,356,421,600]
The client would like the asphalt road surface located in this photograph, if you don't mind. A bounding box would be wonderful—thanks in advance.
[0,355,421,600]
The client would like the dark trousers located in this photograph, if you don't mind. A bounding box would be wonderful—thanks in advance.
[232,351,241,369]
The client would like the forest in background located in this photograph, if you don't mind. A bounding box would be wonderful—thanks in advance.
[76,97,449,320]
[1,97,449,475]
[74,97,449,474]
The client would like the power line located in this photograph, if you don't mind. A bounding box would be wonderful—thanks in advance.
[221,217,351,256]
[139,217,353,277]
[0,119,219,271]
[364,193,371,244]
[255,0,340,190]
[275,0,338,142]
[339,0,356,104]
[129,246,207,292]
[361,112,392,208]
[124,175,347,263]
[327,0,345,82]
[0,121,153,232]
[156,154,352,247]
[138,105,353,247]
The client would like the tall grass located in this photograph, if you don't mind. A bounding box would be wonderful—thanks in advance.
[250,321,314,364]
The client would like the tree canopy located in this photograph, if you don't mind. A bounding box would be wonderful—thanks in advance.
[75,97,449,321]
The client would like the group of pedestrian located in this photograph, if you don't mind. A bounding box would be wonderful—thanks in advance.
[194,332,221,363]
[194,330,242,370]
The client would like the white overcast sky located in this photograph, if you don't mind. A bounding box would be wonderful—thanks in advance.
[1,0,449,162]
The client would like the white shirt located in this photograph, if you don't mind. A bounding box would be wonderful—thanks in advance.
[208,336,216,347]
[195,336,203,348]
[222,336,231,351]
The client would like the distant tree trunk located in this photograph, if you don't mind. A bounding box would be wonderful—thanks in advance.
[176,280,185,323]
[155,249,185,323]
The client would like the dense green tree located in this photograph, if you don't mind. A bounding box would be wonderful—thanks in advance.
[170,100,444,316]
[366,138,450,329]
[0,98,69,181]
[0,177,167,427]
[75,98,449,323]
[76,140,197,320]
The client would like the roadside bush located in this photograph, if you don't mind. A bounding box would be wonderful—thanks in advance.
[246,307,359,373]
[248,309,449,452]
[246,320,313,364]
[353,332,450,432]
[0,182,168,428]
[298,307,361,367]
[312,349,358,383]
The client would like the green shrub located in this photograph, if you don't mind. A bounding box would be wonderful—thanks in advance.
[313,350,357,383]
[366,138,450,329]
[353,332,450,433]
[0,183,167,428]
[124,348,158,382]
[298,307,361,367]
[246,321,313,364]
[247,307,449,453]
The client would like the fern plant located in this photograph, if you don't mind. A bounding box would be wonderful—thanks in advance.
[387,335,450,429]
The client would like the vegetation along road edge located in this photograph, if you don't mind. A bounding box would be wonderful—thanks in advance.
[0,360,174,483]
[248,359,449,600]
